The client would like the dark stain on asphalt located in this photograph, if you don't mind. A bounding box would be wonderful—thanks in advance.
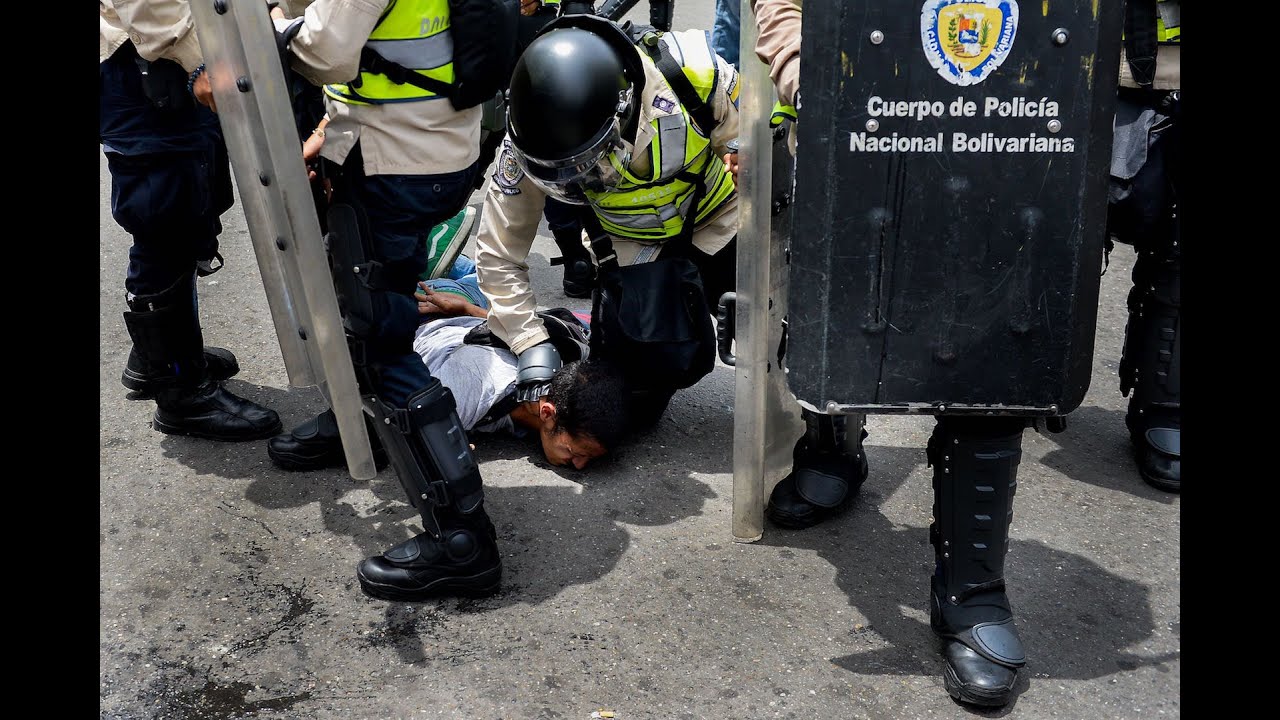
[167,679,313,719]
[227,581,316,655]
[129,653,313,719]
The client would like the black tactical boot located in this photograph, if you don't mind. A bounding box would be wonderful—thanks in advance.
[357,504,502,600]
[1120,246,1180,493]
[267,408,389,472]
[122,345,239,397]
[151,377,283,441]
[123,272,282,442]
[927,417,1027,707]
[766,412,869,528]
[356,379,503,600]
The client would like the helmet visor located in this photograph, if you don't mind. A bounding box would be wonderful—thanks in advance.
[511,116,627,206]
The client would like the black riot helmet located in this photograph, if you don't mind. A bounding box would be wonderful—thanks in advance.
[506,15,647,204]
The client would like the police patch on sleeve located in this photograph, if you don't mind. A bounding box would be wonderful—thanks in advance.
[652,95,676,114]
[493,140,524,195]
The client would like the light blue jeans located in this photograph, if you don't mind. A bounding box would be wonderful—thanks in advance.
[422,254,489,310]
[712,0,741,68]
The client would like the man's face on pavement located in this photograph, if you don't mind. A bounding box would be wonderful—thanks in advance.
[540,427,607,470]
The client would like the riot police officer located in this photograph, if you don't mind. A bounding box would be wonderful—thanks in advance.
[746,0,1065,706]
[1108,0,1180,493]
[101,0,283,443]
[267,0,509,601]
[475,13,742,420]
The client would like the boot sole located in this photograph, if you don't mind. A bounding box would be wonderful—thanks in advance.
[267,447,346,472]
[1139,470,1180,493]
[765,502,827,529]
[942,663,1014,707]
[357,565,501,602]
[268,447,389,473]
[153,415,283,442]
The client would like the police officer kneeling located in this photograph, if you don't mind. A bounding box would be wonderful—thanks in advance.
[476,12,742,420]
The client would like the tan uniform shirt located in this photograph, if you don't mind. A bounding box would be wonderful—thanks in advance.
[475,40,741,356]
[275,0,480,177]
[100,0,204,71]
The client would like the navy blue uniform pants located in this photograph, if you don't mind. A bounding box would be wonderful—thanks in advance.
[100,42,232,300]
[328,149,478,407]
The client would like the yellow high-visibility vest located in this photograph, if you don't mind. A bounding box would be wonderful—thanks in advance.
[586,30,736,241]
[325,0,454,106]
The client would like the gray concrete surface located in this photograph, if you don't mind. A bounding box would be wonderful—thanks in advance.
[100,3,1179,718]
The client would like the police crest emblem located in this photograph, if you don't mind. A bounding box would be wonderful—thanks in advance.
[920,0,1019,86]
[494,140,524,195]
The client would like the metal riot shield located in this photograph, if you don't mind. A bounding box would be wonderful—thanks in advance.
[785,0,1123,416]
[189,0,376,480]
[730,0,806,542]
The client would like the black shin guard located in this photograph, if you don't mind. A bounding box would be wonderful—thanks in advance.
[123,272,207,388]
[1120,244,1180,485]
[927,417,1027,704]
[367,378,485,535]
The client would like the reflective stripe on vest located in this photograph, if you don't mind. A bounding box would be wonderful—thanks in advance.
[325,0,454,106]
[585,30,735,241]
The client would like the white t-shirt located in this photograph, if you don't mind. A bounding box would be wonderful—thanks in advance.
[412,316,521,436]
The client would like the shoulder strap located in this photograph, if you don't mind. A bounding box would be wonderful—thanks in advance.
[359,46,455,97]
[637,33,717,136]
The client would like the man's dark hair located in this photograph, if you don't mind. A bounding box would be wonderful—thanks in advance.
[546,358,631,450]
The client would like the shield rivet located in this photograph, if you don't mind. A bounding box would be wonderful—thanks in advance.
[1052,28,1070,46]
[1047,119,1063,133]
[865,119,879,132]
[870,30,884,45]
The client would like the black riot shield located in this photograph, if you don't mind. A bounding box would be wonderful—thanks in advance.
[786,0,1123,416]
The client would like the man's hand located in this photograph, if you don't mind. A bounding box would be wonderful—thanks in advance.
[303,123,326,180]
[192,70,216,111]
[724,139,740,185]
[415,283,486,318]
[724,151,740,185]
[520,0,541,16]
